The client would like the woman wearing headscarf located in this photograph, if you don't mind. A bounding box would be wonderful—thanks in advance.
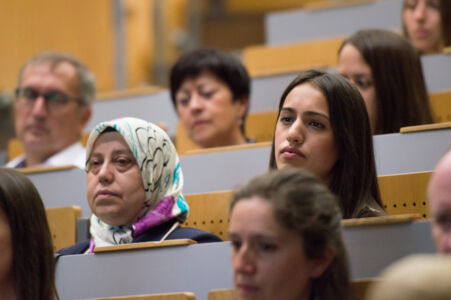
[59,117,221,255]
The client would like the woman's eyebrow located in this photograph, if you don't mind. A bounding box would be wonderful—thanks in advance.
[303,111,330,120]
[111,149,133,156]
[281,107,330,120]
[280,107,296,113]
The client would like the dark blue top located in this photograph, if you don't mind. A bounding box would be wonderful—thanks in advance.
[58,220,222,255]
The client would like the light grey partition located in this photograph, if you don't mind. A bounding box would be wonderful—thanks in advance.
[55,219,435,300]
[26,168,90,217]
[250,72,299,112]
[56,242,233,300]
[180,128,451,194]
[25,127,451,214]
[88,90,178,137]
[181,146,271,194]
[422,54,451,92]
[373,129,451,175]
[344,220,435,278]
[265,0,403,45]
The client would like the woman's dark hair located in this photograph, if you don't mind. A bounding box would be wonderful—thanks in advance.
[269,69,383,218]
[231,168,352,300]
[169,48,250,134]
[0,168,57,300]
[339,29,433,134]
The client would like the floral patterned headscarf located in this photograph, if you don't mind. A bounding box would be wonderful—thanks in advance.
[85,117,188,251]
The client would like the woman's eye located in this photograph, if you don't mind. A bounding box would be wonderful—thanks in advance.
[404,0,417,9]
[114,157,133,170]
[230,240,242,251]
[200,90,215,99]
[356,79,373,90]
[177,97,189,107]
[87,159,102,172]
[257,242,278,253]
[308,120,323,128]
[279,115,294,124]
[427,0,440,10]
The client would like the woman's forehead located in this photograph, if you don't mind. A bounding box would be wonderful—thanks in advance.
[92,131,131,154]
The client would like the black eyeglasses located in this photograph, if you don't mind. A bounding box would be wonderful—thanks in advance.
[15,87,82,111]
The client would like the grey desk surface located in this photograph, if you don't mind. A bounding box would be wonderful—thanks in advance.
[182,128,451,194]
[265,0,403,45]
[27,127,451,216]
[55,219,435,300]
[26,167,90,216]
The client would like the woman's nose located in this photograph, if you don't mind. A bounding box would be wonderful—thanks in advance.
[233,245,257,275]
[188,94,204,113]
[286,120,305,145]
[98,162,114,184]
[413,1,427,20]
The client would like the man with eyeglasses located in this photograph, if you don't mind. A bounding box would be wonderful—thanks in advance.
[428,149,451,254]
[6,52,94,168]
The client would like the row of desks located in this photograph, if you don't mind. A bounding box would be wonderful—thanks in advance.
[86,54,451,138]
[265,0,403,45]
[55,218,435,300]
[25,126,451,217]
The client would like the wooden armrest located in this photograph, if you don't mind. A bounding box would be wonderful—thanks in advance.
[341,214,421,227]
[18,165,78,174]
[183,141,271,156]
[94,239,197,253]
[400,121,451,133]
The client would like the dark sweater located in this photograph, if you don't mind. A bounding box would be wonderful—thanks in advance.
[58,221,222,255]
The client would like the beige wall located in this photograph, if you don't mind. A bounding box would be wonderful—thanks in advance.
[0,0,115,92]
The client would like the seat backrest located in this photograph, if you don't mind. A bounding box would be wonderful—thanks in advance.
[242,37,344,77]
[87,292,195,300]
[208,288,237,300]
[176,111,277,155]
[429,90,451,123]
[207,280,377,300]
[45,206,82,252]
[245,111,278,143]
[181,171,431,240]
[183,191,233,241]
[351,278,378,300]
[378,171,431,218]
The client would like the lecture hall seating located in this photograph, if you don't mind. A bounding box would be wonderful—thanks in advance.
[55,217,434,300]
[88,292,195,300]
[264,0,403,45]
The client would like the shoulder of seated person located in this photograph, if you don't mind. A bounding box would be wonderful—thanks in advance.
[57,240,90,256]
[354,202,387,219]
[168,227,222,243]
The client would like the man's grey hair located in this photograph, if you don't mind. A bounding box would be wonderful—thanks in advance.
[17,51,96,106]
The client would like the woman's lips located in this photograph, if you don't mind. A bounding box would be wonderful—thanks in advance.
[237,283,259,294]
[95,190,118,200]
[280,146,305,158]
[414,28,428,38]
[192,120,209,128]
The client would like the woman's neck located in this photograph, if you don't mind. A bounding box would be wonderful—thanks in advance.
[0,279,17,300]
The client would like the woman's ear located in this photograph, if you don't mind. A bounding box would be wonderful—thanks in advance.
[311,248,336,278]
[234,97,249,120]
